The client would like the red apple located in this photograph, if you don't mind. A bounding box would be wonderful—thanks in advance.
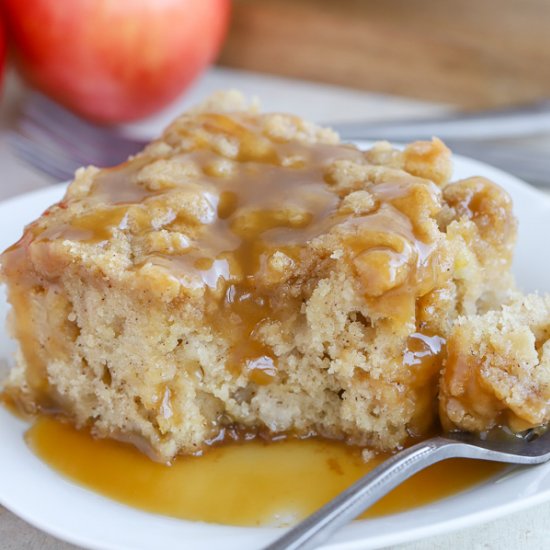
[0,16,5,88]
[2,0,231,122]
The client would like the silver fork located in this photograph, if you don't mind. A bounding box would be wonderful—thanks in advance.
[8,93,146,181]
[8,93,550,186]
[264,428,550,550]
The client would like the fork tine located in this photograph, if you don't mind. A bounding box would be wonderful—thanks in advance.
[18,117,97,168]
[11,122,82,168]
[22,98,125,167]
[16,112,123,170]
[25,93,114,141]
[25,95,108,146]
[10,92,150,178]
[8,132,78,182]
[23,93,146,163]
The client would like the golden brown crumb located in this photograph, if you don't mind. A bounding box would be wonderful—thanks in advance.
[0,91,543,462]
[440,294,550,432]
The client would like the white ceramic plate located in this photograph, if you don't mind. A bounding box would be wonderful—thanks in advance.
[1,153,549,550]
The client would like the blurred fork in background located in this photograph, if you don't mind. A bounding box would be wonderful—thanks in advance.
[8,92,550,186]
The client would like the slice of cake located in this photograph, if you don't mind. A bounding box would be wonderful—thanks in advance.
[1,91,547,462]
[440,294,550,433]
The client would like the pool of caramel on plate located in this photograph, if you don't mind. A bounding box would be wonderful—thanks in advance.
[26,416,504,527]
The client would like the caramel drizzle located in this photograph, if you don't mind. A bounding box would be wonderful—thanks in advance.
[0,113,445,419]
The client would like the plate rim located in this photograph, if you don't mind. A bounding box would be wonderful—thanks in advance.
[1,156,550,550]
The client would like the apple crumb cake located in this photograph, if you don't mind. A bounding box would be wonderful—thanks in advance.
[1,91,549,462]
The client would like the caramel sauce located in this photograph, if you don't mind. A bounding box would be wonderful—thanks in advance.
[402,332,446,435]
[0,112,462,468]
[404,332,446,384]
[38,206,131,244]
[26,417,504,527]
[0,113,447,400]
[0,113,517,527]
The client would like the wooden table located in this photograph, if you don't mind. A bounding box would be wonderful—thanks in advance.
[220,0,550,109]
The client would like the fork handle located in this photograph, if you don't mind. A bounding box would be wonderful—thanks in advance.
[331,100,550,141]
[263,437,463,550]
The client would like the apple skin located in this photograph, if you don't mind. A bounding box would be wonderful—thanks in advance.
[2,0,231,122]
[0,17,5,89]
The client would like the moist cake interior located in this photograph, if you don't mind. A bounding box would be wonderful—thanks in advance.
[1,92,549,462]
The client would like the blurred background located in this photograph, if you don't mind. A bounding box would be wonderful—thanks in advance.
[221,0,550,109]
[0,0,549,188]
[1,1,550,549]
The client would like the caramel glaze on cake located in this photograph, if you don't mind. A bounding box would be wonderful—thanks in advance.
[1,92,548,462]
